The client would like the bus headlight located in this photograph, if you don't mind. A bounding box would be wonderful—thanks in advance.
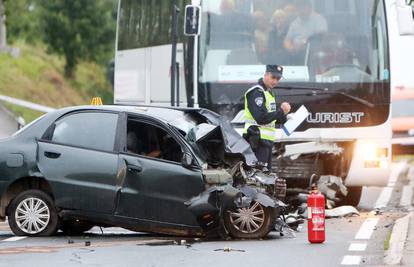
[358,143,389,168]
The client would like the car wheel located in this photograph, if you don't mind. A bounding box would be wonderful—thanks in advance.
[223,201,275,239]
[61,220,94,235]
[8,189,59,236]
[338,186,363,207]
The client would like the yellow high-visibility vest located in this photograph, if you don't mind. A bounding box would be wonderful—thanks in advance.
[243,85,277,142]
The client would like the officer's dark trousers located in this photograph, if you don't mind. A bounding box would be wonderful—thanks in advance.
[254,140,273,170]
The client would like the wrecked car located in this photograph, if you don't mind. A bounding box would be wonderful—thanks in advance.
[0,105,287,238]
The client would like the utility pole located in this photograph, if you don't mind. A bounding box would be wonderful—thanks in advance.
[170,0,179,107]
[0,0,6,48]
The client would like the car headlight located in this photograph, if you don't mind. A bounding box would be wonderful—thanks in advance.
[358,143,389,168]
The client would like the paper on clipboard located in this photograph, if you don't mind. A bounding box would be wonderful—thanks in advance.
[282,105,310,136]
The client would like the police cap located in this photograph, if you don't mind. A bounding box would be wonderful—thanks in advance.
[266,65,283,79]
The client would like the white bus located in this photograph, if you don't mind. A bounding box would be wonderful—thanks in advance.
[114,0,414,205]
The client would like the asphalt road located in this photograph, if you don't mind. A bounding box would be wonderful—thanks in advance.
[0,162,410,267]
[0,105,18,139]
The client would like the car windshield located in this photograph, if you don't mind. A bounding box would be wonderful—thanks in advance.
[392,99,414,117]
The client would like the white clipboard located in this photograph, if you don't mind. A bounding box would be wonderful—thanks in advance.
[282,105,310,136]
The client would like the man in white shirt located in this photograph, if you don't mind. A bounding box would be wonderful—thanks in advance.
[283,1,327,60]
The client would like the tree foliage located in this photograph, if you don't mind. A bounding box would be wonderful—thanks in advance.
[40,0,116,77]
[118,0,188,50]
[4,0,42,44]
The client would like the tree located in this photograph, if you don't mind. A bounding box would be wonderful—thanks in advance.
[3,0,43,44]
[40,0,116,77]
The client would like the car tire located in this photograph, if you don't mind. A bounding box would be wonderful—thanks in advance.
[60,220,94,235]
[339,186,363,207]
[223,201,275,239]
[8,189,59,236]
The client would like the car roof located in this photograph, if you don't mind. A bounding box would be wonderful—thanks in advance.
[59,105,202,124]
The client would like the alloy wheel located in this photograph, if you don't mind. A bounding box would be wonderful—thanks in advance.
[229,202,265,234]
[15,197,50,234]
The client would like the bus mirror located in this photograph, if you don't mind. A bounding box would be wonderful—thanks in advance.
[184,5,201,36]
[396,0,414,35]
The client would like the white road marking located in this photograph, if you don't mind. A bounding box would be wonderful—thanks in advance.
[341,255,361,265]
[86,227,137,235]
[384,213,412,265]
[374,187,394,209]
[355,218,379,240]
[374,162,407,209]
[400,185,413,207]
[407,166,414,185]
[388,162,406,186]
[2,236,27,242]
[348,243,367,251]
[341,162,406,265]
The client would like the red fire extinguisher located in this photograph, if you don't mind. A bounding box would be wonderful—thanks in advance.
[307,188,325,243]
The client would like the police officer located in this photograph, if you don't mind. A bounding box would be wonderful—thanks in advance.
[243,65,291,171]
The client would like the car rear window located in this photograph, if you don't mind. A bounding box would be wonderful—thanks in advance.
[51,112,118,152]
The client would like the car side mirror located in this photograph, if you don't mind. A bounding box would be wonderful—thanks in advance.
[182,152,193,167]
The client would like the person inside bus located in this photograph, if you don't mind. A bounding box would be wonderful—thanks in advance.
[267,7,294,64]
[252,10,271,64]
[283,0,327,64]
[210,0,254,50]
[243,65,291,171]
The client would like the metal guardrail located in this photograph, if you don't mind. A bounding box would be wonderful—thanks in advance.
[0,103,23,135]
[0,94,55,113]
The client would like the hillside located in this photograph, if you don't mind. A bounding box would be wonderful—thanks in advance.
[0,42,113,123]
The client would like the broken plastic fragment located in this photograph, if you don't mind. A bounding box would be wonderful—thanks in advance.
[325,205,359,218]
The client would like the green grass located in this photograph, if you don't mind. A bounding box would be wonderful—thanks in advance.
[0,41,113,122]
[384,232,391,251]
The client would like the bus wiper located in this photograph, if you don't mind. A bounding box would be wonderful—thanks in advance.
[276,85,329,92]
[275,85,375,108]
[332,91,375,108]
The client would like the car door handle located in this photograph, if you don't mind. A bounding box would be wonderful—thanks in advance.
[44,151,61,159]
[127,163,142,172]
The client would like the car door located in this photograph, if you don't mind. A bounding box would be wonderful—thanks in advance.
[115,116,205,226]
[37,111,121,214]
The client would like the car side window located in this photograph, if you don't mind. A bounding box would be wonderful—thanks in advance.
[51,112,118,152]
[126,119,183,163]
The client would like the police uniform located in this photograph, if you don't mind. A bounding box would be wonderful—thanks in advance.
[243,65,287,170]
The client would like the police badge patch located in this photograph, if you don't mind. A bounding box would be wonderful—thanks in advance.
[255,97,264,106]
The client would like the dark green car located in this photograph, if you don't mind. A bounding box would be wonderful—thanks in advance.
[0,105,285,239]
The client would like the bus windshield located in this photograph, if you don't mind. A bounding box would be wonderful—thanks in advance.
[199,0,389,85]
